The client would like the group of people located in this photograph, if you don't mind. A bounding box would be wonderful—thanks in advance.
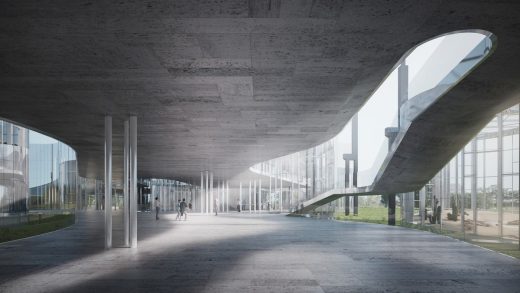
[153,197,192,221]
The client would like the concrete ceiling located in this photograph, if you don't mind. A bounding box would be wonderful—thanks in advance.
[0,1,519,183]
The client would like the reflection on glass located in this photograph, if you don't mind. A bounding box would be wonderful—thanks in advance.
[0,119,78,225]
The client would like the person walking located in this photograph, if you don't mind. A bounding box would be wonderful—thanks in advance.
[214,197,219,216]
[154,197,161,220]
[236,199,241,213]
[180,198,188,221]
[175,199,181,221]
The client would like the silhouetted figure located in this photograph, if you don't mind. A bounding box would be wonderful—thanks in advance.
[176,199,181,220]
[435,202,442,224]
[180,198,188,221]
[154,197,161,220]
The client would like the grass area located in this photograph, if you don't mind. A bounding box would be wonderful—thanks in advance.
[0,214,75,243]
[335,207,401,225]
[466,242,520,259]
[335,207,520,259]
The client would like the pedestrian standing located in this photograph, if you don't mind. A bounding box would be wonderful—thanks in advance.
[176,199,181,220]
[180,198,188,221]
[154,197,161,220]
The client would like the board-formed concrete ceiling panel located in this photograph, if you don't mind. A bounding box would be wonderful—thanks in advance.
[0,1,519,183]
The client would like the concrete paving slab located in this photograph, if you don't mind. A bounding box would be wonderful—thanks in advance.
[0,211,519,292]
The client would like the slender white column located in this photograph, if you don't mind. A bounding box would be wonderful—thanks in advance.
[104,116,112,249]
[175,181,179,210]
[210,172,214,214]
[297,152,301,203]
[280,175,283,213]
[455,153,459,227]
[123,120,129,247]
[471,138,477,234]
[461,148,465,233]
[497,113,503,237]
[192,185,195,211]
[258,179,262,212]
[239,181,242,211]
[274,173,277,210]
[291,179,294,211]
[269,175,272,211]
[249,180,252,213]
[204,171,209,214]
[200,171,204,213]
[169,181,175,211]
[129,116,138,248]
[253,180,257,213]
[166,182,170,211]
[419,187,425,226]
[219,180,222,212]
[221,180,224,211]
[226,181,229,213]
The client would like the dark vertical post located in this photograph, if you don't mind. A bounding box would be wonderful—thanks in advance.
[353,196,358,216]
[345,196,350,216]
[388,194,396,226]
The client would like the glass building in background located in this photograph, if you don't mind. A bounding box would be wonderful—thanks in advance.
[0,121,29,216]
[0,120,78,225]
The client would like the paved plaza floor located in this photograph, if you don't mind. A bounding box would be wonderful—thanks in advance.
[0,211,519,293]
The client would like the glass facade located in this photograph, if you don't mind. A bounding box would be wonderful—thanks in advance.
[0,121,29,216]
[142,179,198,212]
[400,104,519,244]
[29,132,78,211]
[248,124,350,212]
[238,31,496,214]
[0,120,78,226]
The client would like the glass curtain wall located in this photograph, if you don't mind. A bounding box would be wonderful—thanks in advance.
[0,119,78,226]
[245,31,494,214]
[77,177,103,211]
[141,178,199,212]
[400,104,519,244]
[0,121,29,217]
[249,123,350,212]
[28,132,77,212]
